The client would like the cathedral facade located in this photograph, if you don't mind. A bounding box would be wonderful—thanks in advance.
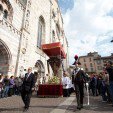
[0,0,69,79]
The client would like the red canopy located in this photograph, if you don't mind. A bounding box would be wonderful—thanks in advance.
[42,42,66,59]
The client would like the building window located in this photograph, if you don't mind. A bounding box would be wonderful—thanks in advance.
[52,10,56,18]
[4,10,8,19]
[37,16,45,48]
[84,58,86,62]
[97,60,101,65]
[90,63,93,67]
[85,68,88,71]
[84,63,87,67]
[56,23,60,40]
[103,60,106,63]
[0,4,3,12]
[0,1,13,22]
[91,68,93,71]
[98,66,102,70]
[89,58,92,62]
[52,30,55,42]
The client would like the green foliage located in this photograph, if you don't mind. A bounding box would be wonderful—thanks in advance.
[48,76,60,84]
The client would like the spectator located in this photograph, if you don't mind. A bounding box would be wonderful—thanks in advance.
[104,72,111,102]
[3,75,10,97]
[68,76,71,96]
[9,76,15,96]
[101,77,107,102]
[69,77,74,95]
[62,71,70,97]
[97,75,102,95]
[90,74,98,96]
[106,61,113,106]
[14,77,21,95]
[18,76,23,94]
[0,74,4,98]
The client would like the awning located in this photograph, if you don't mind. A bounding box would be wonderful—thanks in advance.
[42,42,66,59]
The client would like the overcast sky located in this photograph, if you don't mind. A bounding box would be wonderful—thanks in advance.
[59,0,113,64]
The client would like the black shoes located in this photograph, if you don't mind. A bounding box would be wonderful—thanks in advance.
[77,105,83,110]
[81,105,83,108]
[23,107,29,112]
[77,106,81,110]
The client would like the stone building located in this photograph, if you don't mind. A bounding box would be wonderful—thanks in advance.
[79,52,113,74]
[0,0,69,81]
[94,54,113,74]
[79,52,99,74]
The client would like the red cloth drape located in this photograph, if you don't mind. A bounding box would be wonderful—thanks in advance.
[38,84,63,96]
[42,42,66,59]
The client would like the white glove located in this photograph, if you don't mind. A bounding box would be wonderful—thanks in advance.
[86,83,89,86]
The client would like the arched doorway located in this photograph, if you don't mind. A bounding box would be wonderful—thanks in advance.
[34,60,45,77]
[32,60,45,95]
[0,39,11,75]
[34,60,45,84]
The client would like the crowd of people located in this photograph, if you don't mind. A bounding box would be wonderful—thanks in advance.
[0,60,113,111]
[89,73,110,100]
[0,72,47,99]
[89,61,113,106]
[0,67,36,112]
[62,60,113,110]
[0,75,23,98]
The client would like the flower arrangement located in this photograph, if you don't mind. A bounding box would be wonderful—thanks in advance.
[48,76,60,84]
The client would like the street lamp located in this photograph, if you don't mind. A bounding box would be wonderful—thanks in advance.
[111,40,113,42]
[111,37,113,42]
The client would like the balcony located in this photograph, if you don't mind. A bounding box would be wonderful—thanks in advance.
[0,13,21,37]
[42,42,66,59]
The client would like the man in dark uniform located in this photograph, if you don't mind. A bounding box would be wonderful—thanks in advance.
[21,67,35,112]
[72,62,86,110]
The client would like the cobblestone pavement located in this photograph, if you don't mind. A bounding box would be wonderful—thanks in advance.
[0,93,113,113]
[0,94,67,113]
[66,95,113,113]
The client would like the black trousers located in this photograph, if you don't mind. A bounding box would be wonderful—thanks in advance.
[63,89,69,97]
[74,83,84,108]
[21,90,32,108]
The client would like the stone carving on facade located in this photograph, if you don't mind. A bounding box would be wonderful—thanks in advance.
[8,65,14,73]
[20,0,31,56]
[0,19,21,36]
[26,9,30,17]
[52,8,58,24]
[15,0,25,10]
[21,34,27,54]
[21,48,26,54]
[24,20,29,29]
[0,0,13,22]
[27,0,31,8]
[0,11,3,20]
[19,66,25,77]
[23,0,31,31]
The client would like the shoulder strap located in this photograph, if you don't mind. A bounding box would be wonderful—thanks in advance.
[73,68,80,78]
